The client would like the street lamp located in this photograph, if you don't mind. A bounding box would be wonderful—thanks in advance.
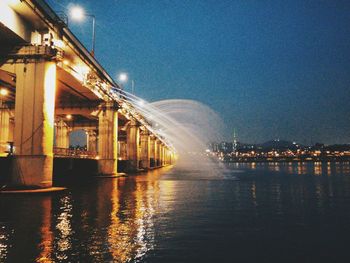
[118,73,135,94]
[118,73,128,82]
[70,6,96,56]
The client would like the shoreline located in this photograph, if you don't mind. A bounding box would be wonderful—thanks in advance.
[223,156,350,163]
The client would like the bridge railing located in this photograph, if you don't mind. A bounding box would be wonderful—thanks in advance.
[53,147,97,159]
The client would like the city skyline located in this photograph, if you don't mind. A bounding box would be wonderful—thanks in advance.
[49,0,350,144]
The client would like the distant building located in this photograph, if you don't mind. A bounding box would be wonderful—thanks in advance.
[233,129,238,153]
[218,142,233,153]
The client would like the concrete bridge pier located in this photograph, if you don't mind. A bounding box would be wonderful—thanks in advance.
[87,130,98,153]
[55,119,70,148]
[127,119,140,172]
[11,61,57,188]
[163,148,168,165]
[161,144,165,166]
[118,141,127,160]
[0,103,11,155]
[98,102,118,175]
[156,140,161,167]
[166,149,173,165]
[140,130,150,170]
[159,143,163,166]
[149,136,156,168]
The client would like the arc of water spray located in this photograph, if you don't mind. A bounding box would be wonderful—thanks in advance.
[111,88,225,164]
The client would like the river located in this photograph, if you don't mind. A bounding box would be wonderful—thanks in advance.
[1,162,350,262]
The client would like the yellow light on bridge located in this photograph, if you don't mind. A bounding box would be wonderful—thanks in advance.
[66,114,72,120]
[0,88,8,96]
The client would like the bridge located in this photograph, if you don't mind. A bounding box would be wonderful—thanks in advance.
[0,0,175,188]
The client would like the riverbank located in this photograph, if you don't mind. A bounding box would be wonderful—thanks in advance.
[224,156,350,163]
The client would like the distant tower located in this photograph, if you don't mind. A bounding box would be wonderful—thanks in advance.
[233,129,238,152]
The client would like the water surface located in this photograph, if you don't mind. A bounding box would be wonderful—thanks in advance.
[1,162,350,262]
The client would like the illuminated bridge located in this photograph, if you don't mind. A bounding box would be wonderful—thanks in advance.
[0,0,174,188]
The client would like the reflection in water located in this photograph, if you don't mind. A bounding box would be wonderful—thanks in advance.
[106,176,160,262]
[2,164,350,262]
[251,182,257,207]
[240,161,350,177]
[54,195,73,261]
[0,168,169,262]
[0,225,10,262]
[36,198,53,262]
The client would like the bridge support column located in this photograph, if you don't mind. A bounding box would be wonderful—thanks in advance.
[164,147,168,165]
[156,140,161,167]
[160,144,164,166]
[149,136,156,168]
[118,140,127,160]
[0,104,11,155]
[11,61,56,188]
[140,131,150,170]
[127,119,140,172]
[168,151,173,165]
[87,130,97,153]
[164,148,168,165]
[98,102,118,175]
[55,119,70,148]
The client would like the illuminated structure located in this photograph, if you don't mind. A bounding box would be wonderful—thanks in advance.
[0,0,175,188]
[232,129,238,153]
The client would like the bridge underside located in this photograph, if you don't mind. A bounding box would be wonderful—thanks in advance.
[0,0,174,188]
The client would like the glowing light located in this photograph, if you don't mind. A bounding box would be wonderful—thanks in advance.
[0,88,8,96]
[70,6,84,21]
[63,60,69,65]
[66,114,72,120]
[118,73,128,82]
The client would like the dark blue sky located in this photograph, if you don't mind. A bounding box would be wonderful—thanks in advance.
[50,0,350,144]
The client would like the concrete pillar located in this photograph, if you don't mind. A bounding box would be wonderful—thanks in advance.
[127,119,140,171]
[156,140,161,167]
[164,148,168,165]
[0,103,10,155]
[86,130,97,153]
[149,136,156,168]
[160,144,164,166]
[118,140,127,160]
[11,61,57,188]
[140,130,150,170]
[98,102,118,175]
[55,119,69,148]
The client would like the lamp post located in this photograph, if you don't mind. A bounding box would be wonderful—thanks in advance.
[70,6,96,56]
[131,79,135,95]
[118,73,135,95]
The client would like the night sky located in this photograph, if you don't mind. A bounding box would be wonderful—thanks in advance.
[50,0,350,144]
